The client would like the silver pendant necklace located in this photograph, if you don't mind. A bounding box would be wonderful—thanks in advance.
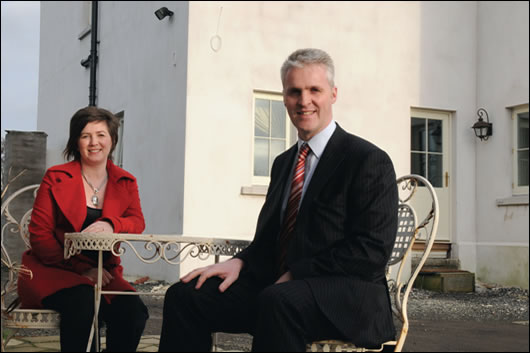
[82,171,108,207]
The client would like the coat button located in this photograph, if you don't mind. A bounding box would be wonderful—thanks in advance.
[56,178,61,183]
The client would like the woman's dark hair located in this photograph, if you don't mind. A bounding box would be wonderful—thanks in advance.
[63,106,120,161]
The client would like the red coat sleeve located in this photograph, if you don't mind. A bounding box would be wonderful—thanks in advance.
[101,178,145,234]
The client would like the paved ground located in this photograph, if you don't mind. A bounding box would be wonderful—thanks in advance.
[136,285,530,352]
[3,280,528,352]
[404,320,528,352]
[5,320,528,352]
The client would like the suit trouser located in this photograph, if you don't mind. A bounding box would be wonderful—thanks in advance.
[158,272,345,352]
[42,284,149,352]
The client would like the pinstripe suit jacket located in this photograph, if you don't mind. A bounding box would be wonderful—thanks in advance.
[236,124,397,347]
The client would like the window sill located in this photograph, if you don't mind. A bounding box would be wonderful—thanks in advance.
[496,195,529,207]
[241,185,268,196]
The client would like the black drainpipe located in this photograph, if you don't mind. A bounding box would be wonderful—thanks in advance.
[88,1,99,106]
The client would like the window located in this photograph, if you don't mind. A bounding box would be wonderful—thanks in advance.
[410,116,444,187]
[513,105,529,195]
[253,92,292,185]
[113,111,124,168]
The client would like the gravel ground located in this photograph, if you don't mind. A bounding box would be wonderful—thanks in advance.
[134,280,529,323]
[407,282,529,322]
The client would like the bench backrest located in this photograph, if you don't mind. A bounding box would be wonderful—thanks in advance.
[390,174,439,351]
[1,185,40,279]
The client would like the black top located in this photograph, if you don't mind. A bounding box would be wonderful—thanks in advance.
[81,207,111,262]
[82,206,103,229]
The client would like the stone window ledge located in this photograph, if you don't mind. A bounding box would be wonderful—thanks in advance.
[496,195,529,207]
[241,185,268,196]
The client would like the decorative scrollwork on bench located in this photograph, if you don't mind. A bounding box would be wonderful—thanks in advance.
[3,309,61,329]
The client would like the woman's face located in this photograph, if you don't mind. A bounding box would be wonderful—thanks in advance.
[77,121,112,166]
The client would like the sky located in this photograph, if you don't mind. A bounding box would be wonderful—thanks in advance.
[1,1,40,138]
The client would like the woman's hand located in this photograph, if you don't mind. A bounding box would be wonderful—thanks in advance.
[82,220,114,233]
[81,220,120,262]
[82,267,114,286]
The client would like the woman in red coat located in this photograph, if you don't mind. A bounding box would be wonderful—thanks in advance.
[18,106,148,352]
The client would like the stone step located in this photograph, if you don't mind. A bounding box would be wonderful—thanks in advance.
[413,257,461,270]
[414,270,475,293]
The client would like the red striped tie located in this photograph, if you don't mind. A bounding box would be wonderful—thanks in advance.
[277,143,310,275]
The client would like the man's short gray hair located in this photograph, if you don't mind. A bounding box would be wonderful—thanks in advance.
[280,48,335,88]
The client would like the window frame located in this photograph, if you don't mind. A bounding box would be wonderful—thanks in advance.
[113,111,124,168]
[251,91,292,186]
[410,109,450,189]
[78,1,93,40]
[512,104,529,195]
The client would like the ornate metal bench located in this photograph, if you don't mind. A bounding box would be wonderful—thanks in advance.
[308,174,439,352]
[1,184,61,352]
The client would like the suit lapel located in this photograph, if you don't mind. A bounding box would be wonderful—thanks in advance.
[299,125,348,214]
[270,144,298,203]
[260,144,298,227]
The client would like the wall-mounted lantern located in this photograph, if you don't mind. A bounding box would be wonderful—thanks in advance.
[472,108,493,141]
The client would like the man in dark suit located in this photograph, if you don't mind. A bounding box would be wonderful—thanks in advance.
[159,48,398,352]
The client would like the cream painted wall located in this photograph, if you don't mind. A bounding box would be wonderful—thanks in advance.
[476,244,529,288]
[416,1,479,273]
[474,1,529,288]
[180,1,423,274]
[182,1,423,231]
[182,2,528,288]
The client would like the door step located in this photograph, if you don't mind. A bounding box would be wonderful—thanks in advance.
[414,270,475,293]
[412,257,461,270]
[412,242,475,292]
[412,241,452,259]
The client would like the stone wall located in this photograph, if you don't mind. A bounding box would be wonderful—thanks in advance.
[2,131,47,266]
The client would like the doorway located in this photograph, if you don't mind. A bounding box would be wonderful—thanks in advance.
[410,108,452,255]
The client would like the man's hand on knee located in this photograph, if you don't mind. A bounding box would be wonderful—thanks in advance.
[181,258,244,293]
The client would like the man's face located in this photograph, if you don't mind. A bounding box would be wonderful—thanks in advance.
[283,64,337,141]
